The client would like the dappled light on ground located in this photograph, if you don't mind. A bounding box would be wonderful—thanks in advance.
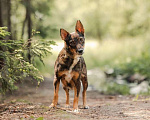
[0,78,150,120]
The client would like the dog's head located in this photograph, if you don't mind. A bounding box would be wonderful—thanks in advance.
[60,20,85,55]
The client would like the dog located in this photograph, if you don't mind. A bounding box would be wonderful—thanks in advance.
[50,20,88,112]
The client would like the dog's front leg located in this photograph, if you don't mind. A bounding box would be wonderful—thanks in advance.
[64,88,70,108]
[73,80,81,112]
[61,78,70,108]
[81,75,89,109]
[50,76,60,108]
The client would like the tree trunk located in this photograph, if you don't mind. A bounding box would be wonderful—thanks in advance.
[0,0,3,27]
[7,0,12,39]
[26,0,32,63]
[0,0,4,69]
[26,0,32,39]
[21,13,27,39]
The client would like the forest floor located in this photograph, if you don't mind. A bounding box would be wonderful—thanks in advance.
[0,77,150,120]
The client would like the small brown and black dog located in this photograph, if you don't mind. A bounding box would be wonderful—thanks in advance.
[50,20,88,112]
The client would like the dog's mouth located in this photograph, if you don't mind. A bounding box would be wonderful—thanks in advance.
[77,49,84,55]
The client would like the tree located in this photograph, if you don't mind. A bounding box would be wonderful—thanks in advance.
[7,0,12,39]
[0,0,4,69]
[26,0,32,63]
[0,0,3,27]
[21,0,32,39]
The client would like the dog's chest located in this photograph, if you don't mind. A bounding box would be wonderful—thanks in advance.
[58,55,81,82]
[69,55,80,70]
[65,56,80,82]
[64,71,73,82]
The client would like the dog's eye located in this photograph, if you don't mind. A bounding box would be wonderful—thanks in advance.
[79,38,84,45]
[79,38,81,41]
[69,40,76,46]
[79,38,84,42]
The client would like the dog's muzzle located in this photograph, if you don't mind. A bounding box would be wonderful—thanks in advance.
[77,49,84,55]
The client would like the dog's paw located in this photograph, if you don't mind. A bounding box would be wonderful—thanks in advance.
[65,104,70,108]
[49,103,55,108]
[73,109,79,113]
[83,105,89,109]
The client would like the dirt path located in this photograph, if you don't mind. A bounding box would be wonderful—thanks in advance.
[0,77,150,120]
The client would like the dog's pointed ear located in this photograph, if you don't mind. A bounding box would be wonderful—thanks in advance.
[60,29,70,40]
[75,20,84,36]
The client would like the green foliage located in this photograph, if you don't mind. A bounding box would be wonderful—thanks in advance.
[0,27,10,38]
[30,116,35,119]
[2,0,150,40]
[0,27,55,93]
[30,30,56,65]
[44,0,150,39]
[20,0,54,39]
[104,82,130,95]
[36,117,44,120]
[113,46,150,81]
[4,0,150,40]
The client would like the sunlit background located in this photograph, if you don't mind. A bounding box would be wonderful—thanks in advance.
[1,0,150,95]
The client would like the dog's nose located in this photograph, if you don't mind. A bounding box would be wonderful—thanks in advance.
[78,49,84,54]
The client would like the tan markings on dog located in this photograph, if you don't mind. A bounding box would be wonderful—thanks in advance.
[50,79,60,108]
[58,70,79,83]
[66,55,80,81]
[72,71,80,80]
[69,47,76,56]
[58,54,80,82]
[70,55,81,71]
[58,49,68,64]
[61,77,74,90]
[73,87,79,110]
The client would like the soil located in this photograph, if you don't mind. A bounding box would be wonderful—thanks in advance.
[0,77,150,120]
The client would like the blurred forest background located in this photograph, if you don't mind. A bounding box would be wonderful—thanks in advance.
[0,0,150,95]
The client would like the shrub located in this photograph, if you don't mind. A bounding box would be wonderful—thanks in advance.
[113,46,150,82]
[0,27,55,93]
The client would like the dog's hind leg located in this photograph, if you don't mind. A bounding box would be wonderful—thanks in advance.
[50,76,60,108]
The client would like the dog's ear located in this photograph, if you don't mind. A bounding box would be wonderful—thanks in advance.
[60,29,70,40]
[75,20,84,36]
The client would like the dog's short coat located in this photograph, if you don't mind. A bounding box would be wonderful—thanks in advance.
[50,20,88,112]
